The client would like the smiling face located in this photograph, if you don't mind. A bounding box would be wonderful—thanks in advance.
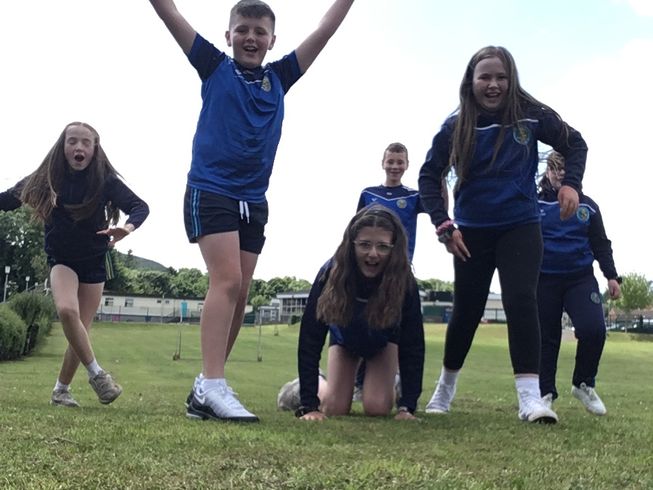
[63,124,96,172]
[225,14,276,69]
[382,150,408,187]
[353,226,394,279]
[472,56,509,113]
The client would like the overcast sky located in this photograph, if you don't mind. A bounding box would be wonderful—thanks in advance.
[1,0,651,292]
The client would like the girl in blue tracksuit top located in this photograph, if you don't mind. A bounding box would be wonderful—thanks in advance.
[294,205,424,421]
[418,46,587,424]
[0,122,149,408]
[538,151,621,416]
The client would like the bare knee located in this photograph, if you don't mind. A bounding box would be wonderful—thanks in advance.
[56,304,80,324]
[321,395,352,416]
[362,396,393,417]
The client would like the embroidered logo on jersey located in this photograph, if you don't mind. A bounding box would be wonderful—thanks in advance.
[397,199,407,209]
[590,292,602,304]
[261,76,271,92]
[512,125,531,145]
[576,207,590,223]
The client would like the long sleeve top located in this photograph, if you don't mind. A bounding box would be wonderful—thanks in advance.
[538,188,618,280]
[419,105,587,228]
[297,261,425,413]
[0,169,149,261]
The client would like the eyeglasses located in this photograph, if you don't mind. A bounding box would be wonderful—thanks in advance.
[353,240,394,255]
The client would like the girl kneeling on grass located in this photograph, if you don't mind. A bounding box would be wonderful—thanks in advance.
[0,122,149,407]
[284,205,425,420]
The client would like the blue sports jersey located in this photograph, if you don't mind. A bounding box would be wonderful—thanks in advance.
[419,105,587,228]
[357,185,424,260]
[538,189,618,279]
[186,34,302,203]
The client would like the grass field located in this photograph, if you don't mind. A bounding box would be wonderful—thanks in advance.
[1,322,652,489]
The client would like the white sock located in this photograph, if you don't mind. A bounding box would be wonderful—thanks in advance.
[515,376,540,396]
[54,380,70,392]
[200,377,226,392]
[439,367,460,386]
[85,359,103,378]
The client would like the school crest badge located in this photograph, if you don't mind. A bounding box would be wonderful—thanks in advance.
[261,76,271,92]
[513,125,531,145]
[590,292,602,304]
[397,199,407,209]
[576,207,590,223]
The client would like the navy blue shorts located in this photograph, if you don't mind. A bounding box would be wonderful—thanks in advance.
[183,187,268,254]
[47,253,107,284]
[328,325,396,359]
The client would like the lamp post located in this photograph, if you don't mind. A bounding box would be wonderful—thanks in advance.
[25,275,30,292]
[3,265,10,302]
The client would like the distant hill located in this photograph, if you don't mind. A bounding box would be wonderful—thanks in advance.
[114,250,168,272]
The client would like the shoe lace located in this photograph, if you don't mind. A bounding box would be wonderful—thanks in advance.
[219,385,248,412]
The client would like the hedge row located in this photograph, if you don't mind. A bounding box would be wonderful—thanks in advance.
[0,293,55,361]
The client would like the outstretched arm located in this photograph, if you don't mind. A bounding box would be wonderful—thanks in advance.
[295,0,354,74]
[149,0,197,55]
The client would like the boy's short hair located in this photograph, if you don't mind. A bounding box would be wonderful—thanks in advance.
[384,142,408,159]
[230,0,276,30]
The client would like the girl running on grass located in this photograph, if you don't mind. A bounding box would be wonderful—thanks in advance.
[0,122,149,407]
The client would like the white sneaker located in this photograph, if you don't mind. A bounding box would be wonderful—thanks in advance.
[518,390,558,424]
[425,382,456,414]
[277,378,301,411]
[572,383,607,416]
[542,393,554,410]
[352,385,363,402]
[187,383,259,422]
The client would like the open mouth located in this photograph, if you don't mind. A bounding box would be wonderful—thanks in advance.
[74,154,85,162]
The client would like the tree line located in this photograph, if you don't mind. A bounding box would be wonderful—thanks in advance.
[2,207,651,313]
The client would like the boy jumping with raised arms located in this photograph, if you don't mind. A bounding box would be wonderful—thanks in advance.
[149,0,355,422]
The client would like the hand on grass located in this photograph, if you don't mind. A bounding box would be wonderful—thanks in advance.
[300,411,327,421]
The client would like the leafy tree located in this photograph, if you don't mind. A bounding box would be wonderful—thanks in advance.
[615,273,653,316]
[171,268,208,298]
[132,270,176,297]
[0,207,48,294]
[247,279,268,303]
[416,278,454,292]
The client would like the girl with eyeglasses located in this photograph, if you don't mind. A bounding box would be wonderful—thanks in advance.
[279,205,424,420]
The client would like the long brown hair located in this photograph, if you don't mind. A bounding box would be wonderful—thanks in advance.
[316,205,413,329]
[20,122,120,225]
[450,46,560,186]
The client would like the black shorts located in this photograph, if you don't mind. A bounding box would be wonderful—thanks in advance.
[183,187,268,254]
[47,253,108,284]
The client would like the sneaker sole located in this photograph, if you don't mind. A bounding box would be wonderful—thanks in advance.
[98,389,122,405]
[529,414,558,424]
[186,405,259,423]
[424,408,449,414]
[50,400,80,408]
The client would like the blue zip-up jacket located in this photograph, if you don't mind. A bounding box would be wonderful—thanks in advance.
[0,170,149,262]
[538,188,618,280]
[298,261,425,413]
[419,105,587,228]
[357,185,424,261]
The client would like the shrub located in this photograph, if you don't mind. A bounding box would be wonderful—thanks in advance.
[8,293,56,355]
[0,305,27,361]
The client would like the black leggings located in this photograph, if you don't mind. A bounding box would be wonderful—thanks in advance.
[443,222,543,374]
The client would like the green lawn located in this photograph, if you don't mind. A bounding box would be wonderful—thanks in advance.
[1,322,652,489]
